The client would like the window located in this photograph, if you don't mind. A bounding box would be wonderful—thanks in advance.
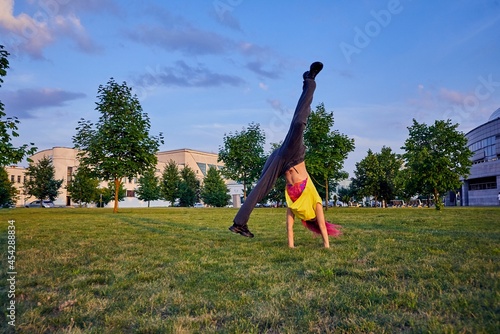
[197,162,207,176]
[469,136,497,162]
[10,175,14,183]
[17,175,21,183]
[67,166,73,180]
[126,190,135,197]
[468,176,497,190]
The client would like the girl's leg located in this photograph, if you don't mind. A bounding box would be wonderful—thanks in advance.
[231,63,322,230]
[279,78,316,166]
[232,150,284,226]
[232,79,315,227]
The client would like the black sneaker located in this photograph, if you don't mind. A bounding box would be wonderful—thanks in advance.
[303,61,323,80]
[310,61,323,76]
[229,224,254,238]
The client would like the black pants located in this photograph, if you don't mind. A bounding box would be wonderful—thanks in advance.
[233,78,316,226]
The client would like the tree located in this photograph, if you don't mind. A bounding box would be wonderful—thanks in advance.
[0,167,17,207]
[107,180,126,205]
[219,122,265,200]
[178,165,199,207]
[0,45,36,167]
[304,103,355,210]
[95,188,110,208]
[161,160,180,206]
[351,147,403,207]
[265,176,286,207]
[201,166,230,207]
[73,78,163,213]
[337,186,354,206]
[401,119,473,210]
[351,149,379,204]
[377,146,403,206]
[136,168,161,207]
[394,167,417,204]
[66,166,100,207]
[96,182,126,208]
[24,156,63,203]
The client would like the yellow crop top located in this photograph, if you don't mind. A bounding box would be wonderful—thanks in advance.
[285,177,322,221]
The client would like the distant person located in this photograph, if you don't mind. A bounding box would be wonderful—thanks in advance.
[228,62,342,248]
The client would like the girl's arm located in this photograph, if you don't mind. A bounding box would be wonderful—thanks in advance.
[286,208,295,248]
[315,202,330,248]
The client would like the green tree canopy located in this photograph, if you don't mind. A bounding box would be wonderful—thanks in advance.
[136,168,161,207]
[178,165,199,207]
[0,45,36,166]
[352,149,379,202]
[24,156,63,203]
[401,119,473,210]
[394,167,418,204]
[304,103,355,209]
[72,78,164,213]
[351,146,403,207]
[337,185,355,206]
[161,160,180,206]
[201,166,231,207]
[377,147,403,205]
[0,167,17,207]
[66,166,100,207]
[218,122,265,199]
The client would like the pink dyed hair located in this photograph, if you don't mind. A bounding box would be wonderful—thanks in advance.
[302,219,342,237]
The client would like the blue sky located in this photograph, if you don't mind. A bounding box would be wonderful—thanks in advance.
[1,0,499,176]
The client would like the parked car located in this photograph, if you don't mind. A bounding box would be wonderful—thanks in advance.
[25,200,55,208]
[193,203,204,208]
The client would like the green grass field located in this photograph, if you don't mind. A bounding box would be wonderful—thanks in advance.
[0,206,499,333]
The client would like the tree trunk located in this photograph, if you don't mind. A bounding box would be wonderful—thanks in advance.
[434,189,441,210]
[113,178,120,213]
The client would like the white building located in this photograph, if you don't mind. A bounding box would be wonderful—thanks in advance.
[461,108,500,206]
[6,147,243,208]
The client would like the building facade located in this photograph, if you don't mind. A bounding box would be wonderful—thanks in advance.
[6,147,242,208]
[29,147,80,206]
[5,165,28,206]
[461,108,500,206]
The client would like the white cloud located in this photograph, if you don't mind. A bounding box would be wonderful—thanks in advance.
[0,0,54,58]
[0,0,98,58]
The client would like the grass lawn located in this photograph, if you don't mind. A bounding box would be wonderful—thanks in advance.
[0,206,499,333]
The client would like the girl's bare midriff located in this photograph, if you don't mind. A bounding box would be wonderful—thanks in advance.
[284,161,307,185]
